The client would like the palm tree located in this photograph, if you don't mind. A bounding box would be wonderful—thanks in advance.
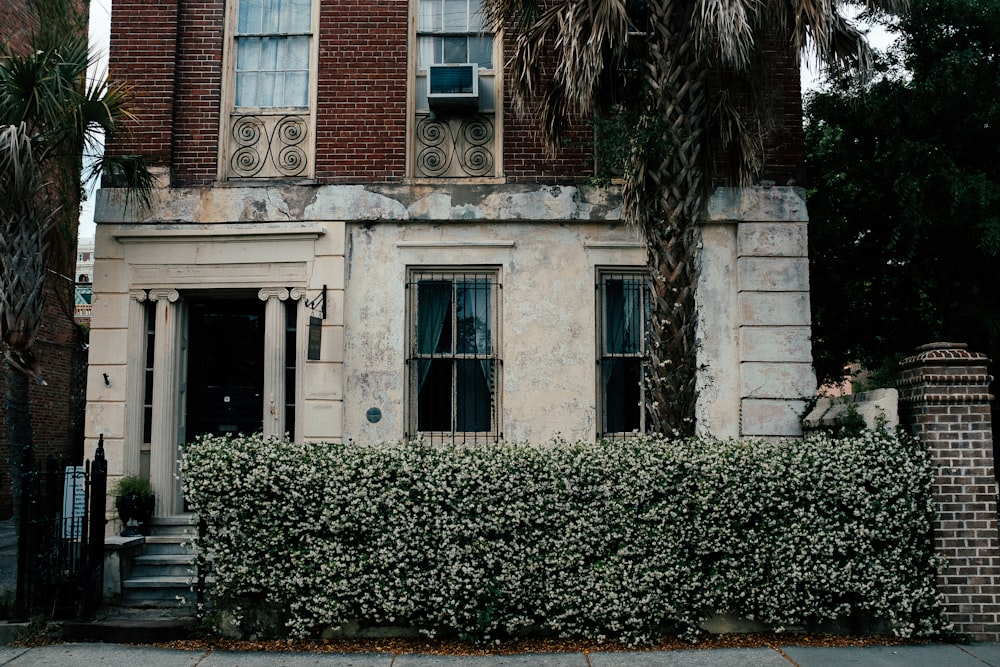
[0,2,153,515]
[483,0,903,436]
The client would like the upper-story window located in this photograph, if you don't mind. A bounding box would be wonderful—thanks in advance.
[411,0,501,179]
[220,0,317,180]
[416,0,493,69]
[235,0,311,108]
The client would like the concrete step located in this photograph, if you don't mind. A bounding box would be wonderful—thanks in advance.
[121,576,196,606]
[147,515,198,538]
[132,554,197,578]
[62,604,198,643]
[141,535,194,556]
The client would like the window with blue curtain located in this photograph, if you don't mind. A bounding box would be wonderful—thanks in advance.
[408,270,499,443]
[598,270,650,437]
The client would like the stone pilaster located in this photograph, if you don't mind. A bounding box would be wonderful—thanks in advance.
[899,342,1000,640]
[123,290,148,477]
[259,288,290,438]
[148,288,181,516]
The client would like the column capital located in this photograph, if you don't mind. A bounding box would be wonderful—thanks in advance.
[148,288,179,303]
[258,287,290,302]
[289,287,306,301]
[130,289,148,303]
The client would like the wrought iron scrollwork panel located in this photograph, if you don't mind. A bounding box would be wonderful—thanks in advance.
[415,115,495,178]
[229,114,309,179]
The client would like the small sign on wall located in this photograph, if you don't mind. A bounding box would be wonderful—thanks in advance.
[307,316,322,361]
[62,466,86,540]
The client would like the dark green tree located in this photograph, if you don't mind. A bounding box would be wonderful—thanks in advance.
[806,0,1000,387]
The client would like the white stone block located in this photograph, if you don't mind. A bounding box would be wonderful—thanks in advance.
[802,388,899,431]
[301,401,344,441]
[741,399,808,437]
[739,293,811,326]
[741,362,818,399]
[741,326,813,362]
[303,362,344,400]
[738,222,807,257]
[88,329,130,366]
[738,257,810,292]
[706,186,808,223]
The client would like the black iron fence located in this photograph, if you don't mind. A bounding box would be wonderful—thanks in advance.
[15,435,107,620]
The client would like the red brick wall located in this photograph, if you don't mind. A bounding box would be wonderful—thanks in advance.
[108,0,803,186]
[0,0,35,54]
[108,0,179,171]
[899,343,1000,640]
[315,1,408,183]
[172,0,224,183]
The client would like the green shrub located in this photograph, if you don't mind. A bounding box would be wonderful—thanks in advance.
[111,475,153,498]
[179,431,945,643]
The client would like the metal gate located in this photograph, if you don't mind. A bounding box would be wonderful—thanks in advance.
[14,435,107,620]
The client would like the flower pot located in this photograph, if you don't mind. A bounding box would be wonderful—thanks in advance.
[116,492,155,536]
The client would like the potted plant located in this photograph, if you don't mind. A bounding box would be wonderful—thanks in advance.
[112,475,155,537]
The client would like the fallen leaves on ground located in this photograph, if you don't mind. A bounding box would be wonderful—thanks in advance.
[153,633,928,656]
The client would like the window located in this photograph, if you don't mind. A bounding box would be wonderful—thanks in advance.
[234,0,311,108]
[220,0,316,179]
[407,269,500,443]
[597,270,650,437]
[417,0,493,69]
[411,0,501,178]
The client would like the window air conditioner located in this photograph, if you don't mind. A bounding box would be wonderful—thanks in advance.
[427,63,479,112]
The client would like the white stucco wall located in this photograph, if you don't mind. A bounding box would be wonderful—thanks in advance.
[341,221,645,444]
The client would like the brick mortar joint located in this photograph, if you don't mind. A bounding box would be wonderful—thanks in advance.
[899,373,992,387]
[899,393,995,405]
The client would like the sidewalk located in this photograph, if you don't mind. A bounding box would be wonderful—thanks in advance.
[1,642,998,666]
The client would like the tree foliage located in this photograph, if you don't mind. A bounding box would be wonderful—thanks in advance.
[484,0,901,434]
[806,0,1000,386]
[0,0,153,378]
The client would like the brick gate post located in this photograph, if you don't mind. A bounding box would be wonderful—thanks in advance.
[899,342,1000,639]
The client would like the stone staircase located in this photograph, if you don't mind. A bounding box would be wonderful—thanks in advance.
[120,515,200,608]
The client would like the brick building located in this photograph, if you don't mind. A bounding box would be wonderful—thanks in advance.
[0,0,88,519]
[88,0,816,518]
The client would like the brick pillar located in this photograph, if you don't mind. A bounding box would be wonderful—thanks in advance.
[899,342,1000,639]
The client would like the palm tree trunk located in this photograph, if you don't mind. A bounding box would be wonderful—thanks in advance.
[624,0,709,437]
[3,357,34,522]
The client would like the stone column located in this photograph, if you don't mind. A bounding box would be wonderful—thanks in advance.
[289,288,306,442]
[148,288,181,517]
[259,288,289,438]
[123,290,148,477]
[899,342,1000,640]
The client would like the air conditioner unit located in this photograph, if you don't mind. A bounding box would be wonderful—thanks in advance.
[427,63,479,112]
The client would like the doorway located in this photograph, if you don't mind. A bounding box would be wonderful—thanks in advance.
[185,297,265,438]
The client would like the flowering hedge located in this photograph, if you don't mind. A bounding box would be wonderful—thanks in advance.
[179,431,944,643]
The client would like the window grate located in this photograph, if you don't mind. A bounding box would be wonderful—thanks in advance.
[596,270,651,440]
[407,269,501,445]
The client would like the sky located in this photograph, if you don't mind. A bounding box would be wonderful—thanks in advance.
[77,2,893,242]
[79,0,111,241]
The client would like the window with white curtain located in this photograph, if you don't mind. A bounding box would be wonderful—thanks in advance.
[221,0,316,179]
[416,0,492,69]
[407,269,501,443]
[597,270,650,437]
[234,0,312,108]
